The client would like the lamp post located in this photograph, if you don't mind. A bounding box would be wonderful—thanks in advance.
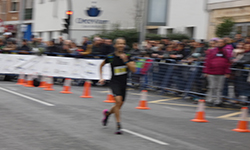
[139,0,148,50]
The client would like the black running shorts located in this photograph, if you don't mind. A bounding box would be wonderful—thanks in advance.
[110,83,126,102]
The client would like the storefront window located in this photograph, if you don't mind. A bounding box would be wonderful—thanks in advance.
[237,26,242,34]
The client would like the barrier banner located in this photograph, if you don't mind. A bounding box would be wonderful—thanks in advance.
[0,54,111,80]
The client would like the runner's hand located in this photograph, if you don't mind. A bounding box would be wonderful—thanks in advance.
[120,53,128,63]
[98,79,105,85]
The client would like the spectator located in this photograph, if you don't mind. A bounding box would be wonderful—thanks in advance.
[91,37,104,55]
[130,43,140,57]
[169,43,186,60]
[70,42,78,53]
[28,36,38,48]
[29,37,46,54]
[208,40,217,50]
[102,39,114,55]
[233,43,250,101]
[232,42,245,62]
[58,36,64,46]
[3,32,13,44]
[162,37,170,48]
[79,44,92,55]
[203,39,231,107]
[245,36,250,44]
[193,42,206,57]
[0,39,5,50]
[149,40,158,52]
[2,41,16,51]
[235,43,250,65]
[233,34,243,48]
[82,36,91,50]
[158,44,174,60]
[46,40,59,55]
[18,39,31,51]
[152,44,165,59]
[64,40,72,46]
[60,44,71,54]
[37,38,46,48]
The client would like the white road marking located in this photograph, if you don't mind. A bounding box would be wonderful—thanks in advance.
[122,129,169,146]
[149,97,180,103]
[0,87,55,106]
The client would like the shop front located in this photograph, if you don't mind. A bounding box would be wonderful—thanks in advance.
[208,6,250,39]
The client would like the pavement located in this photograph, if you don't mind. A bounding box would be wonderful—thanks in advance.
[0,81,249,150]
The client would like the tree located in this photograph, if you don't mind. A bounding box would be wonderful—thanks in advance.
[215,17,235,38]
[167,32,190,41]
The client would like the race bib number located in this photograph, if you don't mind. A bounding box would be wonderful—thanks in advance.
[114,66,127,76]
[216,53,223,57]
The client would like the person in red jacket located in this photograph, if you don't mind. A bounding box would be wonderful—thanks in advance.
[203,39,231,107]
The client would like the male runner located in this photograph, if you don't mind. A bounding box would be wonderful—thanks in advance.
[98,38,136,134]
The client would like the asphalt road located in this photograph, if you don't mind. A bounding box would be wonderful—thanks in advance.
[0,81,249,150]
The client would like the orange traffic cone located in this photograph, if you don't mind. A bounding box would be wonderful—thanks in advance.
[44,76,55,91]
[60,78,72,94]
[103,89,116,103]
[22,74,27,86]
[24,75,35,87]
[38,76,47,88]
[16,73,25,85]
[191,100,209,123]
[136,90,150,109]
[80,81,93,98]
[232,107,250,132]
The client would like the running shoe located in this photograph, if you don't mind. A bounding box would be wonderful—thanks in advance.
[102,109,109,126]
[115,129,123,135]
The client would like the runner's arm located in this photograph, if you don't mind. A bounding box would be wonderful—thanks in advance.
[99,60,106,80]
[126,61,136,73]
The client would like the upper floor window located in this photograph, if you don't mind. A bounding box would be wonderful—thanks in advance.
[11,0,19,11]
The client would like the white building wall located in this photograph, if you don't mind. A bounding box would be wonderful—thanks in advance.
[33,0,136,44]
[159,0,208,40]
[42,32,50,42]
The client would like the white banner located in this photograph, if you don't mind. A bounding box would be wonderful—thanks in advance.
[0,54,111,80]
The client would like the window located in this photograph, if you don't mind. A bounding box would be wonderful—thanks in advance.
[11,0,19,11]
[49,31,52,40]
[39,32,43,38]
[147,0,168,26]
[24,8,32,20]
[166,28,173,35]
[1,1,7,14]
[186,27,195,39]
[237,26,242,34]
[147,29,158,34]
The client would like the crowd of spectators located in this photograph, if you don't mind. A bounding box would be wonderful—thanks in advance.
[1,33,249,66]
[1,33,250,67]
[1,33,250,104]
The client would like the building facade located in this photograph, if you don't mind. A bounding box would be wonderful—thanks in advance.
[33,0,137,43]
[207,0,250,39]
[153,0,209,40]
[0,0,33,40]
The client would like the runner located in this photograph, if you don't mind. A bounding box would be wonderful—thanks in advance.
[98,37,136,134]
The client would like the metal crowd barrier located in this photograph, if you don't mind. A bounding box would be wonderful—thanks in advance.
[128,57,250,107]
